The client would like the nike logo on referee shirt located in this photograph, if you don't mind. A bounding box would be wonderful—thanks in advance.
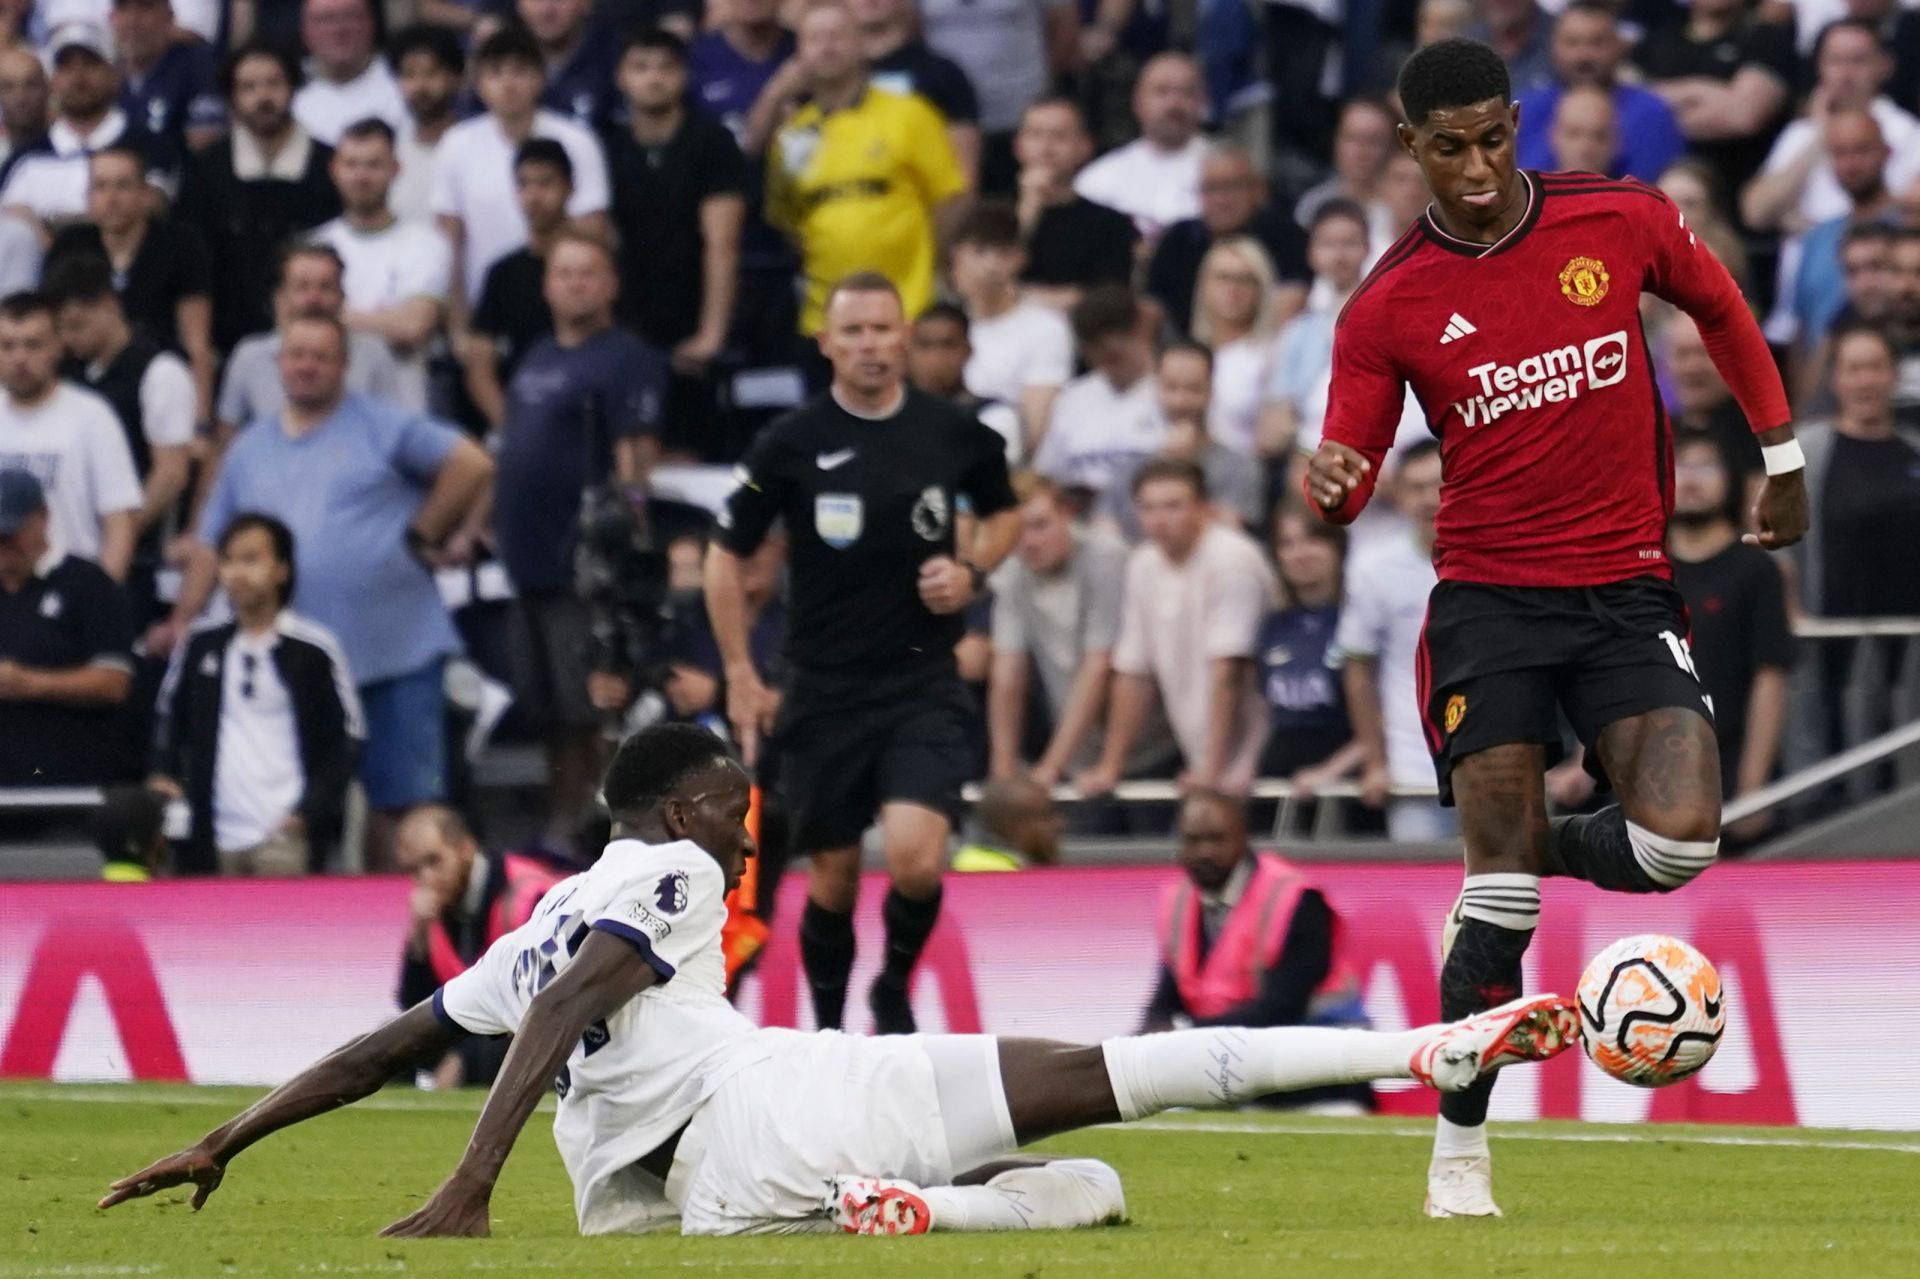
[816,449,856,470]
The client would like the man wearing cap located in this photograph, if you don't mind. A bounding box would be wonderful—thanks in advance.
[0,19,160,230]
[0,468,137,787]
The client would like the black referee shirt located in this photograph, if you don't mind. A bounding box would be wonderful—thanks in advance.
[0,551,134,785]
[717,388,1015,675]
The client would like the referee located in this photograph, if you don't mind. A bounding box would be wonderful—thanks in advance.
[706,272,1019,1033]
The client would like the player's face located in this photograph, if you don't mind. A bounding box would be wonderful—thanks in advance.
[1307,214,1368,291]
[330,135,397,213]
[55,296,115,364]
[0,312,60,400]
[1016,490,1074,572]
[217,525,291,617]
[1394,452,1445,532]
[618,46,687,113]
[1832,331,1898,416]
[820,289,908,396]
[666,762,755,891]
[399,49,460,121]
[1135,476,1205,558]
[1400,97,1522,239]
[1177,798,1242,892]
[516,162,574,231]
[544,240,619,325]
[906,316,968,396]
[1672,442,1729,520]
[1276,511,1339,597]
[1155,349,1211,423]
[87,154,148,232]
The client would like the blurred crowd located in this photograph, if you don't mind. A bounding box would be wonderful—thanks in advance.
[2,0,1919,877]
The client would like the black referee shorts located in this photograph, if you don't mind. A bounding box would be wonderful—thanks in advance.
[774,663,977,853]
[1418,575,1715,805]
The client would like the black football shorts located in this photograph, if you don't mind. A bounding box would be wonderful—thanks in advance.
[1417,575,1715,805]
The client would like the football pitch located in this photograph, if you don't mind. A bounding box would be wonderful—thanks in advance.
[7,1083,1920,1278]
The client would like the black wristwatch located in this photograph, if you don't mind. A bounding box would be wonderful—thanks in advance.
[962,561,988,594]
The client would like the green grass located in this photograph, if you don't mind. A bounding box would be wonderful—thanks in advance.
[6,1082,1920,1278]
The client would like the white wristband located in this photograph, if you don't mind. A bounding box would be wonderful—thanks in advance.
[1761,439,1805,477]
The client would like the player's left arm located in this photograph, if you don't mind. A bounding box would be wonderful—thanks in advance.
[1641,187,1809,550]
[379,930,660,1238]
[99,1001,464,1213]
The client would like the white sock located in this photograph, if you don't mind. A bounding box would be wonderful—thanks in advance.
[1100,1025,1427,1120]
[1625,820,1718,888]
[921,1160,1126,1232]
[1433,1115,1490,1161]
[1457,872,1541,932]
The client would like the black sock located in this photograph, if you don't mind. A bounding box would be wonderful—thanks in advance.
[799,900,856,1030]
[1438,916,1535,1128]
[879,884,943,987]
[1547,805,1664,893]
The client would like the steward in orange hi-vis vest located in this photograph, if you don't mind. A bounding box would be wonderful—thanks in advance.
[425,853,569,985]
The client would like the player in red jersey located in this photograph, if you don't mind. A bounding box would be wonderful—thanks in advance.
[1305,39,1809,1218]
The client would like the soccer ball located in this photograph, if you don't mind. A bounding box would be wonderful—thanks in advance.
[1575,934,1726,1087]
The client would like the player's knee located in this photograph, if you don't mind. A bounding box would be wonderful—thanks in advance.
[807,854,861,912]
[1625,818,1718,892]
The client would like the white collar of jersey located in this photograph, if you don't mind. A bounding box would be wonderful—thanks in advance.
[232,123,314,181]
[831,385,907,420]
[50,108,127,156]
[1422,169,1537,259]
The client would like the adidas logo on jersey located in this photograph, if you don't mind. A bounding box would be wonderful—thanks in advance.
[1454,329,1629,428]
[1438,313,1477,344]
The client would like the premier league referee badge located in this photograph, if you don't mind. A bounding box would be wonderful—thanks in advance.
[911,486,949,540]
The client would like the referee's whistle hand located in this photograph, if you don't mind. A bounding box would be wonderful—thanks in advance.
[917,556,975,614]
[1306,441,1370,511]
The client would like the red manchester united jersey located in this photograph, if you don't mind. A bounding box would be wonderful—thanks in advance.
[1319,170,1790,587]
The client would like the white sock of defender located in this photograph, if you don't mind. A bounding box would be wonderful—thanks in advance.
[1456,872,1541,932]
[1100,1025,1427,1120]
[1625,820,1718,889]
[920,1160,1127,1232]
[1433,1114,1491,1161]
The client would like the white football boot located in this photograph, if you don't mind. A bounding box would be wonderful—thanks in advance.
[826,1175,934,1236]
[1425,1151,1503,1219]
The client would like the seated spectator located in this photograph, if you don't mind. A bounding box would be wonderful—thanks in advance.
[1258,507,1359,788]
[493,232,666,844]
[1548,84,1618,176]
[1658,159,1751,297]
[1079,459,1277,797]
[461,139,567,433]
[951,776,1063,871]
[1636,0,1792,205]
[44,145,216,412]
[0,292,140,580]
[112,0,224,172]
[1148,144,1309,342]
[394,804,565,1088]
[852,0,981,187]
[387,26,463,226]
[1073,52,1209,243]
[1294,98,1398,237]
[433,27,611,310]
[905,302,1023,462]
[950,202,1072,451]
[987,474,1130,787]
[1332,442,1451,842]
[0,47,50,188]
[1191,236,1280,459]
[1465,0,1554,93]
[292,0,406,145]
[1099,342,1263,536]
[1259,200,1371,462]
[1515,2,1684,182]
[1667,433,1792,837]
[1013,96,1136,306]
[0,20,161,228]
[313,118,453,412]
[151,512,361,876]
[175,41,342,354]
[1034,286,1164,507]
[49,257,194,621]
[0,468,135,787]
[164,314,494,866]
[96,784,168,882]
[1140,790,1373,1115]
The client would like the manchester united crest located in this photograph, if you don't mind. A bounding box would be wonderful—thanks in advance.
[1444,694,1467,734]
[1559,256,1610,306]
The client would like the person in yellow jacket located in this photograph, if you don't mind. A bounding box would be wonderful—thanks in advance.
[952,776,1063,871]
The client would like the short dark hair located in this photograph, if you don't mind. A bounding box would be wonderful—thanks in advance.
[1843,221,1896,252]
[338,116,396,147]
[916,300,970,334]
[601,723,733,821]
[1070,284,1141,347]
[951,200,1022,251]
[222,39,303,99]
[1557,0,1618,25]
[620,25,688,63]
[514,136,574,183]
[1829,318,1898,362]
[474,25,543,71]
[1158,337,1212,370]
[43,255,120,308]
[387,23,464,76]
[1311,196,1371,237]
[219,511,298,606]
[1020,94,1087,132]
[0,291,54,325]
[824,271,903,313]
[280,241,345,288]
[1397,37,1511,127]
[1814,16,1884,61]
[88,142,148,177]
[1131,455,1208,498]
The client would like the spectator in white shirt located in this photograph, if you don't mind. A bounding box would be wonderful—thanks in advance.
[1094,341,1264,534]
[1332,440,1453,843]
[0,21,146,228]
[312,117,452,411]
[291,0,407,145]
[1077,457,1278,796]
[1190,235,1280,459]
[950,201,1072,452]
[0,292,140,579]
[1259,199,1371,464]
[432,26,610,307]
[1072,52,1209,243]
[1033,284,1164,507]
[387,26,464,226]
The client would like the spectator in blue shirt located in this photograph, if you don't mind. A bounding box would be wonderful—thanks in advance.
[1257,506,1360,789]
[492,230,667,845]
[112,0,225,172]
[523,0,621,128]
[1515,2,1685,181]
[168,313,495,866]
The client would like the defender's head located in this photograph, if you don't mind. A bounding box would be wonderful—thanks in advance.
[601,725,754,890]
[1396,37,1520,237]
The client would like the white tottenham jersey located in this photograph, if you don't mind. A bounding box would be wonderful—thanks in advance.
[435,838,767,1235]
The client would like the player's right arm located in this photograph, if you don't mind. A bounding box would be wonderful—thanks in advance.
[1304,300,1407,524]
[706,433,791,765]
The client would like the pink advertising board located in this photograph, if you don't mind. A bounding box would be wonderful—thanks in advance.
[2,863,1914,1128]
